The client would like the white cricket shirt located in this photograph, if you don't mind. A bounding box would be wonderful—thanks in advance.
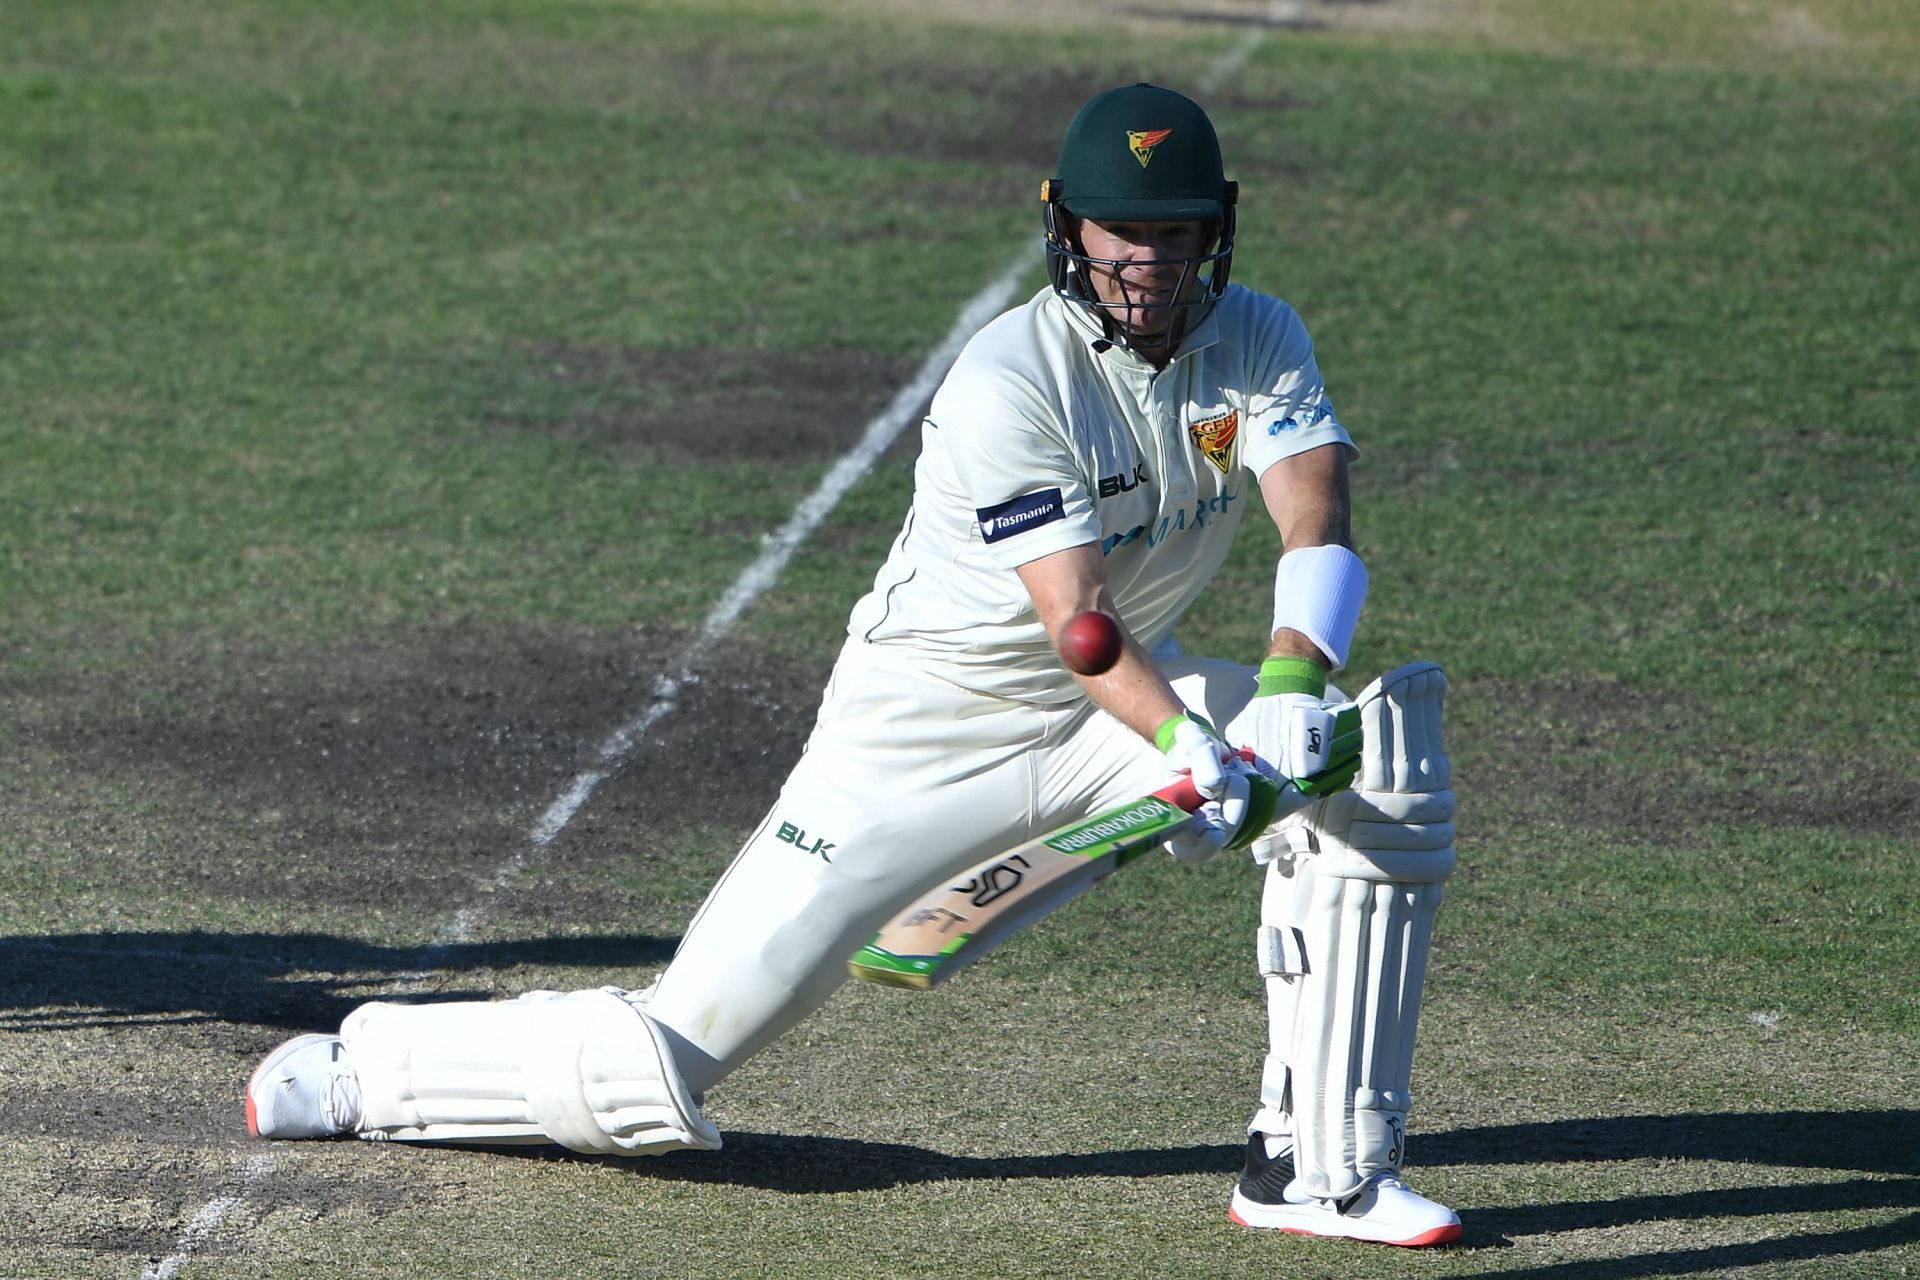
[846,284,1355,704]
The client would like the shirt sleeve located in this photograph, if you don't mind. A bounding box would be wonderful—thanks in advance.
[930,361,1103,571]
[1236,295,1357,479]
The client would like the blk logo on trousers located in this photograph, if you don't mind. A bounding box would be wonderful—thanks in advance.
[777,821,836,862]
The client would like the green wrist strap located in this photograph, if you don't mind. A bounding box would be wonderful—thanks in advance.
[1256,656,1328,699]
[1154,711,1218,753]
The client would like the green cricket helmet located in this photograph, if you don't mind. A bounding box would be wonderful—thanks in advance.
[1042,83,1238,354]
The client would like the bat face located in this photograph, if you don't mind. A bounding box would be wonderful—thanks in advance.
[848,790,1197,989]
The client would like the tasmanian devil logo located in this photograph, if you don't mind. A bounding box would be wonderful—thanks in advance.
[1188,409,1239,475]
[1128,128,1173,167]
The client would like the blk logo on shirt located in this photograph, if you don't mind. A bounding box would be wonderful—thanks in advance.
[1097,463,1149,499]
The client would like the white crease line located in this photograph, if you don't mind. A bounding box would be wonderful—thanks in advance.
[123,258,1025,1280]
[1206,1,1301,83]
[376,1,1282,978]
[147,25,1282,1271]
[140,1153,276,1280]
[395,250,1036,983]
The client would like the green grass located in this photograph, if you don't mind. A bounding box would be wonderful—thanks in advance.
[1,0,1073,650]
[1,1,1916,1277]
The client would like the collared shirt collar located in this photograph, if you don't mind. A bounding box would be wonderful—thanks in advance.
[1053,287,1224,372]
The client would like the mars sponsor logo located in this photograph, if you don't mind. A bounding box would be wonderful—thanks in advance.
[1046,797,1179,854]
[1100,489,1238,555]
[976,487,1065,543]
[1188,408,1239,475]
[1127,128,1173,168]
[776,821,836,862]
[1097,462,1149,499]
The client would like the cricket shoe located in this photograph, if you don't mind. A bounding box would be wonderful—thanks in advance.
[1228,1134,1461,1247]
[246,1034,362,1140]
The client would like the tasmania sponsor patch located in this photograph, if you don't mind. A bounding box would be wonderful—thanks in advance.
[1188,408,1239,475]
[977,487,1065,543]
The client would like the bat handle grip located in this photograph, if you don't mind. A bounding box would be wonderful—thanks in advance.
[1152,747,1258,812]
[1155,777,1206,810]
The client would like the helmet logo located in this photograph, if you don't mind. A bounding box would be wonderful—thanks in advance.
[1127,128,1173,167]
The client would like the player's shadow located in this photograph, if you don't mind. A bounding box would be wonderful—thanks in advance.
[13,934,1914,1273]
[1419,1111,1920,1274]
[630,1108,1918,1191]
[0,929,678,1032]
[582,1109,1920,1275]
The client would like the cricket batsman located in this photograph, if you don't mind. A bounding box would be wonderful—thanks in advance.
[246,84,1462,1247]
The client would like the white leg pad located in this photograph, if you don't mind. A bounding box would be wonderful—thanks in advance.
[1290,868,1446,1198]
[342,988,722,1156]
[1252,661,1455,1201]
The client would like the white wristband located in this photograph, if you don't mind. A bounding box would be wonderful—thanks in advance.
[1272,544,1368,670]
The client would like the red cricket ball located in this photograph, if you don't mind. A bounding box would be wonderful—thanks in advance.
[1058,610,1123,676]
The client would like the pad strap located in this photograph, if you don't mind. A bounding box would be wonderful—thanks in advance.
[1257,924,1308,978]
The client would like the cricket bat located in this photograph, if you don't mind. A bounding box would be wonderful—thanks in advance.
[847,773,1213,990]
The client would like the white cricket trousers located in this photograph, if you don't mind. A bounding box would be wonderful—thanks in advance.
[645,637,1260,1094]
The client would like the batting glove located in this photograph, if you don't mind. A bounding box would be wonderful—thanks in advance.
[1157,712,1281,863]
[1239,657,1362,799]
